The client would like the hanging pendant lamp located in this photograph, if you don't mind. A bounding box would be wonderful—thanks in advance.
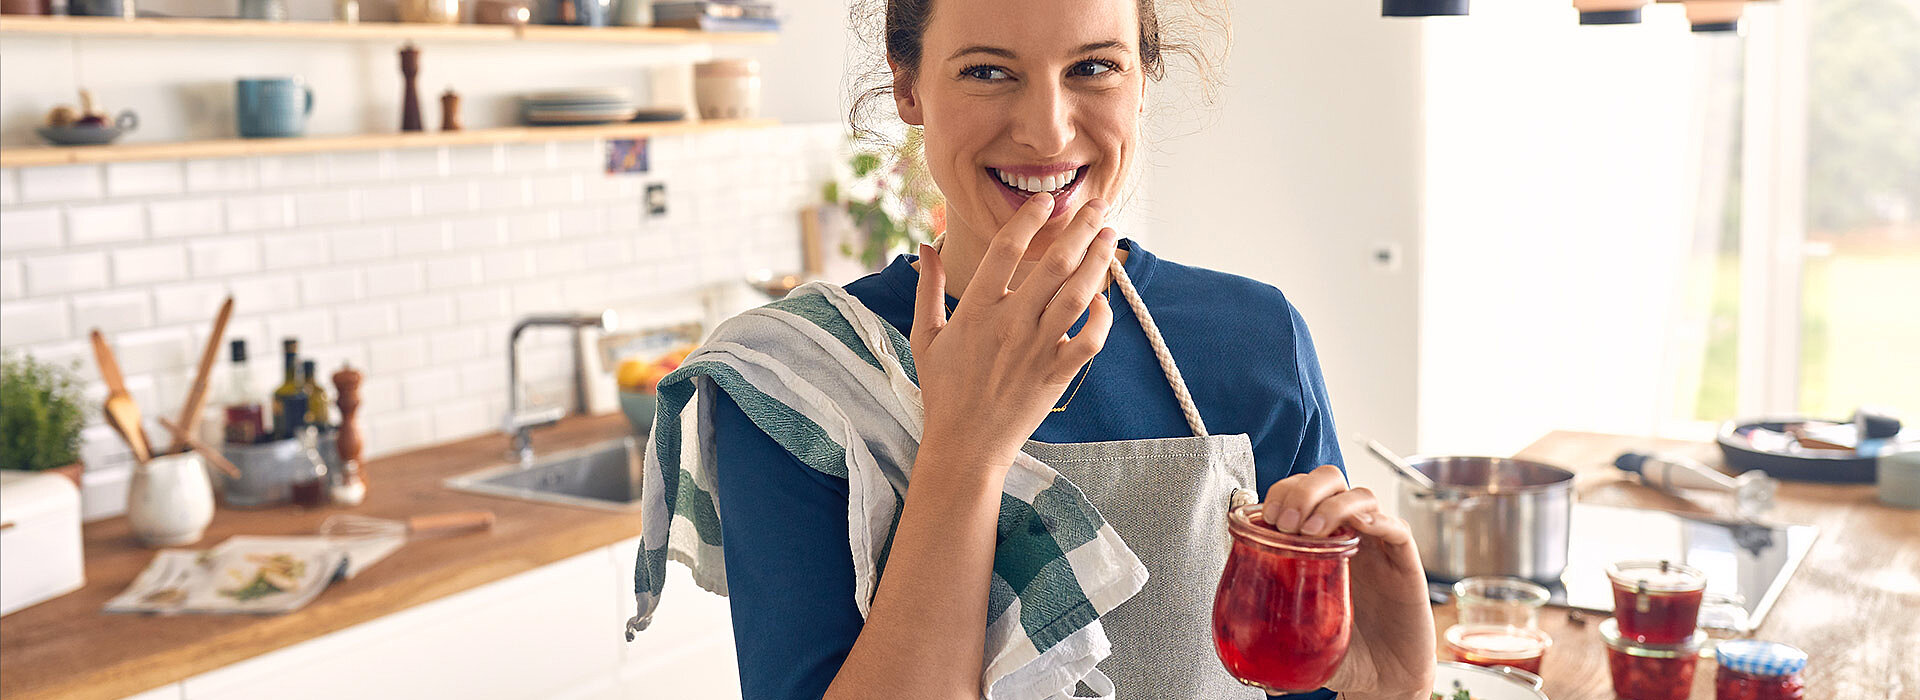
[1573,0,1651,24]
[1382,0,1468,17]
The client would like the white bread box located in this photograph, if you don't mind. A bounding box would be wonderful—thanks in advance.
[0,470,86,616]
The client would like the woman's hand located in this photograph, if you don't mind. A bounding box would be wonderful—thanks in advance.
[911,192,1118,473]
[1261,465,1437,700]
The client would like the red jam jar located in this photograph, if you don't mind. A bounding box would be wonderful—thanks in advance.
[1714,639,1807,700]
[1212,503,1360,694]
[1600,617,1705,700]
[1607,559,1708,644]
[1445,623,1552,675]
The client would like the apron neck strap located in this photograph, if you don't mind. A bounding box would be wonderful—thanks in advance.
[928,234,1211,438]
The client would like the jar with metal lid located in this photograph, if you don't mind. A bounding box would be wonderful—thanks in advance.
[1600,617,1706,700]
[1714,639,1807,700]
[1211,503,1359,694]
[1607,558,1708,644]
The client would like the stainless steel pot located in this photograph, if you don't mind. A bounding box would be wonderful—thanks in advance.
[1396,456,1574,583]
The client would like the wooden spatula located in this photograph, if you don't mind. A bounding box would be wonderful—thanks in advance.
[318,511,496,540]
[90,329,152,464]
[166,297,234,455]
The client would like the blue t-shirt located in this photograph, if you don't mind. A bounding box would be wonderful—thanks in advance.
[708,239,1343,699]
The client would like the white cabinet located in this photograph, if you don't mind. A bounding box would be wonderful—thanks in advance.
[130,538,740,700]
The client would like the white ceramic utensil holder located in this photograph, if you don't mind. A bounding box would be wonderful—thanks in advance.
[128,451,216,548]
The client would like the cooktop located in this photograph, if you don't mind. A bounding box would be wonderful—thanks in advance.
[1555,502,1818,629]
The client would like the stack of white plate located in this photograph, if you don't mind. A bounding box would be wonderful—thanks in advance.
[521,88,639,126]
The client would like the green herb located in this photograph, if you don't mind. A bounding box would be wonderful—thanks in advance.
[822,130,945,270]
[220,573,285,602]
[0,352,87,472]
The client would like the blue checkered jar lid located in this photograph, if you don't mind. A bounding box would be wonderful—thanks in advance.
[1715,639,1808,676]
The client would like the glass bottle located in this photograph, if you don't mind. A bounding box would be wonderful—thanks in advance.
[1212,503,1359,694]
[221,339,267,444]
[289,426,330,507]
[302,359,331,429]
[272,339,308,440]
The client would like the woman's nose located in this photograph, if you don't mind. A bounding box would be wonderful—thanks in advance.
[1008,80,1075,156]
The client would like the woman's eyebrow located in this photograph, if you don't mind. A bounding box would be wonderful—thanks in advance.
[946,41,1131,62]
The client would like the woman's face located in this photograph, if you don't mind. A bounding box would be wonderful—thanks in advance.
[897,0,1145,253]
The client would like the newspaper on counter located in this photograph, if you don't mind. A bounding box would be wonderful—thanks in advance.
[104,534,402,615]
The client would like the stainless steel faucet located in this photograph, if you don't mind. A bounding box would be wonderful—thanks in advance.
[505,310,617,463]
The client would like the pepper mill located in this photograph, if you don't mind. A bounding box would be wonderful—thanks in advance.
[399,42,424,132]
[330,363,368,505]
[440,88,463,131]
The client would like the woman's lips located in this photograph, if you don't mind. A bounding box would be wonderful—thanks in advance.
[988,165,1088,220]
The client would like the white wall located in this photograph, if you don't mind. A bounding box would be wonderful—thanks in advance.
[1143,0,1427,502]
[1418,0,1714,456]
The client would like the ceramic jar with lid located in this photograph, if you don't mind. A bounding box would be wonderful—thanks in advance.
[693,59,761,120]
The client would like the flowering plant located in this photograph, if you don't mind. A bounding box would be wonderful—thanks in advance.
[823,130,946,269]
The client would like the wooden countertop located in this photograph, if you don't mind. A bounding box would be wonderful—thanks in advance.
[0,414,640,700]
[1444,431,1920,700]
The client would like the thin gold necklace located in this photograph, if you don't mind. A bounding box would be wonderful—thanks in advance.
[1051,276,1115,413]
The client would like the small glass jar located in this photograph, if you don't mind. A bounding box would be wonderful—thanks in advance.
[1714,639,1807,700]
[1445,623,1552,674]
[1454,575,1551,628]
[1212,503,1359,694]
[1608,559,1708,644]
[1600,617,1705,700]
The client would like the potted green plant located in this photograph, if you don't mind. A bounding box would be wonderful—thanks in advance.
[0,352,88,486]
[823,130,946,270]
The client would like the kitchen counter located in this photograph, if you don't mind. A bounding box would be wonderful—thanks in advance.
[0,414,640,700]
[1436,431,1920,700]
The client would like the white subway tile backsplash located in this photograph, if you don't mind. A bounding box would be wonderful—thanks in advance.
[300,268,364,305]
[531,173,580,205]
[295,190,357,226]
[264,232,331,270]
[397,296,455,332]
[400,366,460,407]
[368,336,428,374]
[19,165,103,202]
[393,222,447,255]
[458,358,506,396]
[356,185,419,221]
[71,290,153,334]
[184,159,256,192]
[534,242,584,276]
[111,243,190,286]
[507,211,554,243]
[329,226,395,263]
[0,169,17,205]
[447,216,506,249]
[426,256,480,290]
[473,177,530,211]
[0,259,20,300]
[456,288,508,322]
[447,145,502,176]
[227,275,299,314]
[0,299,70,347]
[356,377,401,418]
[504,142,555,172]
[266,307,334,346]
[363,261,425,298]
[429,327,486,364]
[152,282,229,325]
[25,251,109,296]
[326,151,392,182]
[112,327,194,375]
[419,180,475,215]
[256,154,323,189]
[105,162,185,197]
[365,407,434,457]
[148,198,226,238]
[225,195,292,232]
[189,236,261,276]
[558,208,606,237]
[583,235,635,266]
[390,148,447,179]
[432,399,491,442]
[481,250,533,282]
[334,302,397,341]
[511,280,563,315]
[552,139,600,168]
[1,207,64,252]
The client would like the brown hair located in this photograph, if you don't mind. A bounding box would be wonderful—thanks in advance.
[846,0,1227,145]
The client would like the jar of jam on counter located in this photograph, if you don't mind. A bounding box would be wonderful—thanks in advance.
[1212,503,1360,694]
[1600,617,1706,700]
[1607,559,1708,644]
[1714,639,1807,700]
[1445,623,1553,675]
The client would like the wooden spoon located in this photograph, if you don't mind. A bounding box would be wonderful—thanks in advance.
[90,329,153,464]
[157,416,242,479]
[166,297,234,455]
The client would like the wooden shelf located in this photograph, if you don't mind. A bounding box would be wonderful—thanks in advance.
[0,14,776,44]
[0,118,777,167]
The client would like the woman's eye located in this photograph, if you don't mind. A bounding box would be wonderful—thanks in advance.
[962,65,1010,81]
[1069,60,1115,78]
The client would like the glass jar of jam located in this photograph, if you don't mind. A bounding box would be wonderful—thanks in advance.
[1600,617,1705,700]
[1714,639,1807,700]
[1453,575,1551,629]
[1212,503,1360,694]
[1607,559,1708,644]
[1445,623,1552,675]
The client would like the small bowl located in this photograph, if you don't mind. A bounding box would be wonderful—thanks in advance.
[619,390,657,438]
[36,111,138,146]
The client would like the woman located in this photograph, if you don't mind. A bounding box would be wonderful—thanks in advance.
[664,0,1437,698]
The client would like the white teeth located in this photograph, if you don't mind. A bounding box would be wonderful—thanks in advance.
[1045,174,1061,191]
[1023,175,1041,192]
[996,168,1081,193]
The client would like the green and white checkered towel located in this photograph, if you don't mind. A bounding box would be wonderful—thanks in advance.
[624,281,1149,699]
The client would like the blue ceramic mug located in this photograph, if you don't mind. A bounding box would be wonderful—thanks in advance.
[236,77,313,139]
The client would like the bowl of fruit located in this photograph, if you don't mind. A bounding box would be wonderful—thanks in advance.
[37,89,138,146]
[616,345,694,437]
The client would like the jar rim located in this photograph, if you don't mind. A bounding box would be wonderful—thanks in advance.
[1597,617,1707,656]
[1452,575,1551,607]
[1444,623,1554,659]
[1225,503,1360,554]
[1605,559,1708,592]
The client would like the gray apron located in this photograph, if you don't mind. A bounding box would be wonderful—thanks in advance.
[1017,258,1264,700]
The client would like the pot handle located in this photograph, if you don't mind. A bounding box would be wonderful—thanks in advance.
[1489,665,1544,690]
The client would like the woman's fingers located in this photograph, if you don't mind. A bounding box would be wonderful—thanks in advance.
[1058,284,1113,371]
[910,243,948,360]
[1036,226,1117,338]
[1297,486,1380,538]
[1013,199,1107,311]
[965,192,1054,302]
[1261,464,1349,534]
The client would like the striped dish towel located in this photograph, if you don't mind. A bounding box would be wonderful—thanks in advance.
[624,281,1148,699]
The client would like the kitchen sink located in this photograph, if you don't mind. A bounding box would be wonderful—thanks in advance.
[443,437,645,511]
